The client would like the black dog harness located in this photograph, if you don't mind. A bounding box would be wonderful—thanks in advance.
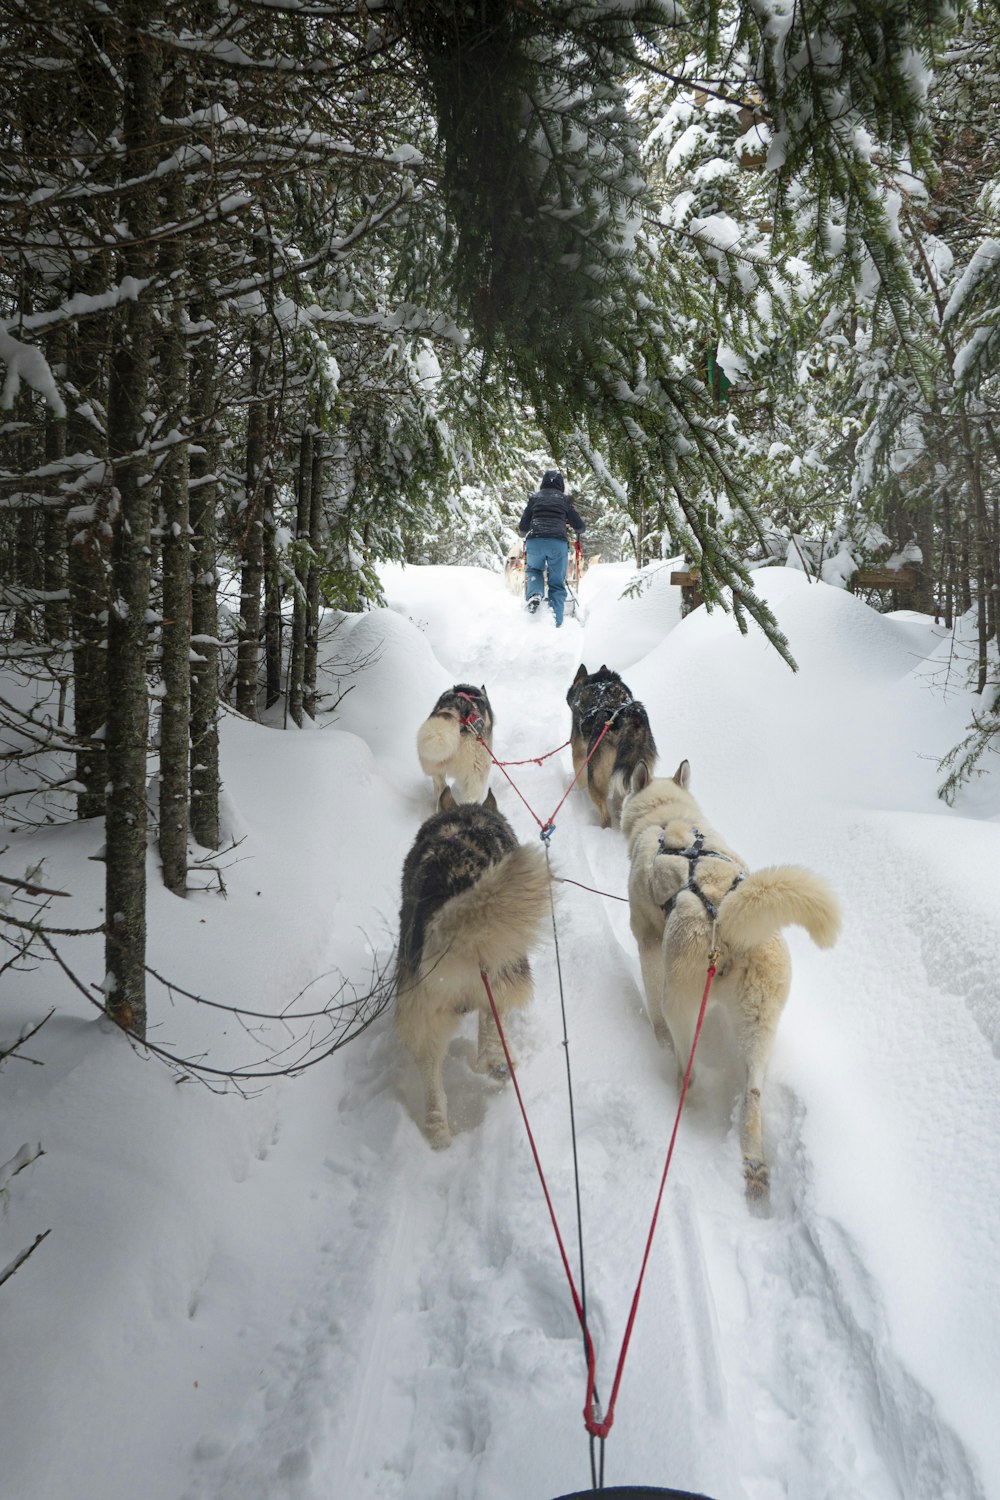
[580,697,633,738]
[657,828,745,922]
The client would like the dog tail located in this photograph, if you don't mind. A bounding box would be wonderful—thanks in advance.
[427,845,551,973]
[717,866,841,951]
[417,713,459,773]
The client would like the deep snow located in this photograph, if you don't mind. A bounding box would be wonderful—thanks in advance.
[2,560,998,1500]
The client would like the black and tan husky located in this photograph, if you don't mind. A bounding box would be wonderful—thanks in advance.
[566,663,657,828]
[416,683,494,805]
[395,789,551,1147]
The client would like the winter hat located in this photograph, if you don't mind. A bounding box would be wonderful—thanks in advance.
[540,469,565,492]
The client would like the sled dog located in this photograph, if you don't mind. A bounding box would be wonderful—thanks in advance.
[416,683,494,805]
[622,761,840,1205]
[566,663,657,828]
[395,788,551,1147]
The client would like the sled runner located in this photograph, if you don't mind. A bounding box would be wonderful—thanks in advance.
[564,535,585,621]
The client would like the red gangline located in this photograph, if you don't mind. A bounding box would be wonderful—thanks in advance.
[482,958,718,1443]
[480,971,599,1394]
[584,957,717,1439]
[494,739,570,768]
[462,713,612,839]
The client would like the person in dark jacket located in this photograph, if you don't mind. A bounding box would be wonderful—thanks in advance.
[517,469,586,628]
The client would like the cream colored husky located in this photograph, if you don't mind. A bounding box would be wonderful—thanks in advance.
[416,683,494,805]
[622,760,840,1205]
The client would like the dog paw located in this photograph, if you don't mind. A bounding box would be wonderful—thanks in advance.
[425,1116,452,1149]
[743,1157,771,1210]
[652,1020,672,1050]
[474,1048,511,1080]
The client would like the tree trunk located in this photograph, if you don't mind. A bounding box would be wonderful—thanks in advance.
[43,328,69,645]
[188,284,221,850]
[12,390,41,642]
[157,62,191,895]
[303,430,325,720]
[66,298,112,819]
[64,20,116,820]
[235,331,266,720]
[263,404,283,711]
[287,425,313,728]
[103,3,160,1037]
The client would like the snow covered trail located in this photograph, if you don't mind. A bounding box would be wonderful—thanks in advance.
[184,563,997,1500]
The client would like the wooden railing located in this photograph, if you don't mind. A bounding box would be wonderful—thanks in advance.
[668,564,920,612]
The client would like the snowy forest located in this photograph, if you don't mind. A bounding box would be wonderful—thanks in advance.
[2,0,1000,1267]
[3,6,1000,1498]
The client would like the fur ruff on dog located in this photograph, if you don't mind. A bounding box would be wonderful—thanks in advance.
[395,789,551,1148]
[566,663,657,828]
[622,760,840,1206]
[416,682,494,805]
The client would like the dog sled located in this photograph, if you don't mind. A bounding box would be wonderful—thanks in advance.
[504,544,526,595]
[507,536,588,619]
[565,535,585,620]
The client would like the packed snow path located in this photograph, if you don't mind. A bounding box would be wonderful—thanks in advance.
[4,562,998,1500]
[184,564,996,1500]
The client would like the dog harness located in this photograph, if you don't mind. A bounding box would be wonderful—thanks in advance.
[656,828,745,922]
[580,696,633,738]
[455,691,487,738]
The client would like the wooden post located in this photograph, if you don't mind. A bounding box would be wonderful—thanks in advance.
[670,568,703,614]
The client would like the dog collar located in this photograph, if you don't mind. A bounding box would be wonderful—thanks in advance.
[454,691,486,738]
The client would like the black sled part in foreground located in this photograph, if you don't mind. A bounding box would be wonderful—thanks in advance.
[553,1488,715,1499]
[551,1488,716,1500]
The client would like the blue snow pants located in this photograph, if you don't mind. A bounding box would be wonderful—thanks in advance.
[524,536,569,627]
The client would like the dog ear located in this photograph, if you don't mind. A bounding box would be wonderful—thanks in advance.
[572,664,588,687]
[630,761,651,795]
[483,788,499,812]
[672,759,690,789]
[438,785,457,812]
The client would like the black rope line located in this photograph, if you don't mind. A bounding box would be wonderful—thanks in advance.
[544,840,606,1489]
[554,874,628,904]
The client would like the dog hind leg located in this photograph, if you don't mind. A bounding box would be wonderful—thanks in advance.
[662,988,705,1093]
[740,1076,768,1207]
[475,963,533,1079]
[637,939,674,1053]
[733,958,786,1208]
[396,987,455,1148]
[452,742,491,804]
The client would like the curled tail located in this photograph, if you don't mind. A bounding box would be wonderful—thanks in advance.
[417,714,460,773]
[717,865,841,951]
[425,845,551,973]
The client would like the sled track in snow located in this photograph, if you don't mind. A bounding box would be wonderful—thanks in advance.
[190,587,991,1500]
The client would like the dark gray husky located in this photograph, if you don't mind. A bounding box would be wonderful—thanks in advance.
[395,789,550,1147]
[566,663,658,828]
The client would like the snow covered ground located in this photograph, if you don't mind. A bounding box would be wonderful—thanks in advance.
[2,561,999,1500]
